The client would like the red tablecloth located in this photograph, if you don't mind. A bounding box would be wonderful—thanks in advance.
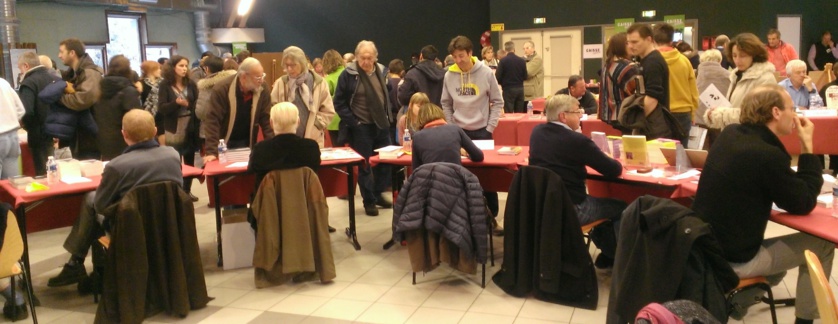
[585,168,699,205]
[493,114,525,145]
[778,116,838,155]
[531,98,546,113]
[515,116,546,146]
[771,207,838,245]
[203,155,363,207]
[370,146,529,193]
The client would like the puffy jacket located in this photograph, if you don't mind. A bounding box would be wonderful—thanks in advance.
[392,162,488,263]
[39,78,98,140]
[19,67,57,147]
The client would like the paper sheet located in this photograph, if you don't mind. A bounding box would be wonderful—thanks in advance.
[473,140,495,150]
[60,176,92,184]
[699,84,732,109]
[226,162,249,168]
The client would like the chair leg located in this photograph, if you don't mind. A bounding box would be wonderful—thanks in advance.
[481,263,486,288]
[412,272,416,285]
[758,283,779,324]
[19,264,38,324]
[487,216,494,267]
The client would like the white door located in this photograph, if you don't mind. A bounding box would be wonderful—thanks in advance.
[500,28,582,96]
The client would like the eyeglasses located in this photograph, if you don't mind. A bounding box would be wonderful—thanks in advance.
[249,72,266,82]
[565,110,584,115]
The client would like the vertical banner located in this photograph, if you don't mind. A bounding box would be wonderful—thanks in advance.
[614,18,635,33]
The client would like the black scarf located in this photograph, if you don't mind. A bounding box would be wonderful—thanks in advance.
[357,65,390,129]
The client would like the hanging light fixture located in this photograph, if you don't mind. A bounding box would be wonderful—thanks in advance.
[238,0,254,16]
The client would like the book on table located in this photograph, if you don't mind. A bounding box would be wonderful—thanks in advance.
[374,145,404,160]
[497,146,523,155]
[621,135,648,167]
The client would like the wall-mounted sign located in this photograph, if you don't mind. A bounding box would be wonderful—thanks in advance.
[583,44,604,59]
[533,17,546,24]
[664,14,686,29]
[491,23,505,32]
[642,10,656,18]
[614,18,635,33]
[232,42,247,56]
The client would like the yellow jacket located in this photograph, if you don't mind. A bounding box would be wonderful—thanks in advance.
[661,49,699,116]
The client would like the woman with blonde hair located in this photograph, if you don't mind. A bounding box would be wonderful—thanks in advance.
[270,46,336,147]
[410,103,483,170]
[322,49,346,146]
[396,92,430,144]
[248,102,321,190]
[482,46,498,70]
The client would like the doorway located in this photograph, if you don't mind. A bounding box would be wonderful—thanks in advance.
[500,28,583,96]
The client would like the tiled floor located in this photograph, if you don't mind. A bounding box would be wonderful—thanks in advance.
[12,182,838,323]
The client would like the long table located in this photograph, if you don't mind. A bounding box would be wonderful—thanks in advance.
[202,152,365,267]
[0,164,203,303]
[771,207,838,244]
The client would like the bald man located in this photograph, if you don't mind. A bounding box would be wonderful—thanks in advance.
[48,110,183,287]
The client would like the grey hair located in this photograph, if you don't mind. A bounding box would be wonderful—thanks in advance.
[238,57,261,75]
[282,46,309,75]
[38,55,53,68]
[545,94,579,122]
[355,40,378,57]
[18,51,40,68]
[504,41,515,52]
[524,41,535,48]
[700,49,722,63]
[785,59,807,74]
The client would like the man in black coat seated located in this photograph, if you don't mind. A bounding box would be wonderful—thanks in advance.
[555,75,598,115]
[529,94,625,268]
[693,84,834,324]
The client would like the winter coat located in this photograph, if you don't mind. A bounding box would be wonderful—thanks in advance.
[39,79,98,141]
[492,165,598,310]
[95,181,210,324]
[203,75,273,156]
[704,61,776,129]
[398,60,446,107]
[606,195,738,324]
[19,66,57,148]
[270,71,336,147]
[196,70,237,131]
[92,76,142,161]
[392,162,488,263]
[695,61,731,125]
[250,168,336,288]
[61,53,103,111]
[524,52,544,100]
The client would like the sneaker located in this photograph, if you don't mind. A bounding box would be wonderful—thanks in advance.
[364,204,379,216]
[375,195,393,208]
[594,254,615,269]
[2,302,27,321]
[47,262,88,287]
[328,226,337,233]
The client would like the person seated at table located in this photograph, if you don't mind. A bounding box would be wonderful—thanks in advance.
[692,84,833,324]
[396,92,430,145]
[248,102,321,193]
[529,94,624,269]
[48,110,183,288]
[555,75,598,115]
[411,103,484,170]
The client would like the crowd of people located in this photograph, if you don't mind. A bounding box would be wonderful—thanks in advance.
[0,21,837,322]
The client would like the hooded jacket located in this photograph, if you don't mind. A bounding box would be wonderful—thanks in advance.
[398,60,446,106]
[93,75,142,160]
[441,58,503,132]
[704,61,776,129]
[660,49,699,116]
[61,53,103,111]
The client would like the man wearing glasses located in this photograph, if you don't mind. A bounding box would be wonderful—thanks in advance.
[529,94,625,269]
[203,57,274,162]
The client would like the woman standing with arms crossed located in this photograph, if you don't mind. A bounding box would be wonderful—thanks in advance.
[157,55,200,201]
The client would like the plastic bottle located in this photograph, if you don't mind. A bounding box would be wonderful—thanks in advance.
[218,139,228,163]
[833,179,838,217]
[46,156,59,184]
[527,101,534,118]
[810,92,825,109]
[402,129,412,153]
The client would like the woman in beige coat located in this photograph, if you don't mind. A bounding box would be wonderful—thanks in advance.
[270,46,335,147]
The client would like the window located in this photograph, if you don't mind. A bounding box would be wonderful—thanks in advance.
[106,11,148,74]
[145,43,178,63]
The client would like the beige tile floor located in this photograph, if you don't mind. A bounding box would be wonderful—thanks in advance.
[10,182,838,323]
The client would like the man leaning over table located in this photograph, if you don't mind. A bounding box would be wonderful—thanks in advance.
[48,110,183,288]
[529,94,625,269]
[692,84,833,324]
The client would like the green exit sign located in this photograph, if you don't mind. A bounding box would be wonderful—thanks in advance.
[642,10,656,18]
[533,17,546,24]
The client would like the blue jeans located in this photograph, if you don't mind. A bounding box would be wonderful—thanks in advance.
[672,112,692,147]
[576,195,627,259]
[0,130,20,180]
[349,123,392,206]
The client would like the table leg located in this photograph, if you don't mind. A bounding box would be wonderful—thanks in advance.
[15,205,37,303]
[382,166,403,250]
[345,163,360,250]
[213,176,223,267]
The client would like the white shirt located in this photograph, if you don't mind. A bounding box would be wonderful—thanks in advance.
[0,78,24,133]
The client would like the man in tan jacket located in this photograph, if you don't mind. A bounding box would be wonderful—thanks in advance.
[523,41,544,101]
[58,38,103,159]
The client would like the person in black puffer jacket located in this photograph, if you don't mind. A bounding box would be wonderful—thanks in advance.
[92,55,141,161]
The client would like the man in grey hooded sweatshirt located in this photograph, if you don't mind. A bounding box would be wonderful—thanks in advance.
[441,35,504,233]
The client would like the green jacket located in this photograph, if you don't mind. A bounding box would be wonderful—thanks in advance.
[326,66,345,131]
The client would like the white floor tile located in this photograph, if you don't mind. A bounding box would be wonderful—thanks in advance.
[421,290,480,311]
[334,282,391,302]
[405,307,465,324]
[227,290,290,311]
[197,307,262,324]
[206,287,250,307]
[354,268,410,286]
[356,303,418,324]
[377,286,437,307]
[467,292,526,316]
[294,280,351,298]
[310,298,372,321]
[459,312,516,324]
[267,294,330,316]
[517,298,575,322]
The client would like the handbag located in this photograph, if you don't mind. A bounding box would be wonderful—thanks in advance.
[618,64,685,141]
[164,107,191,149]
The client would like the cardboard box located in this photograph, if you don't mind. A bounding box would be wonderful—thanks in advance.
[221,208,256,270]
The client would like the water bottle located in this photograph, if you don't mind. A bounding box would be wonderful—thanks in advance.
[402,129,412,153]
[833,179,838,217]
[810,92,825,109]
[46,156,59,184]
[218,139,228,163]
[527,101,534,118]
